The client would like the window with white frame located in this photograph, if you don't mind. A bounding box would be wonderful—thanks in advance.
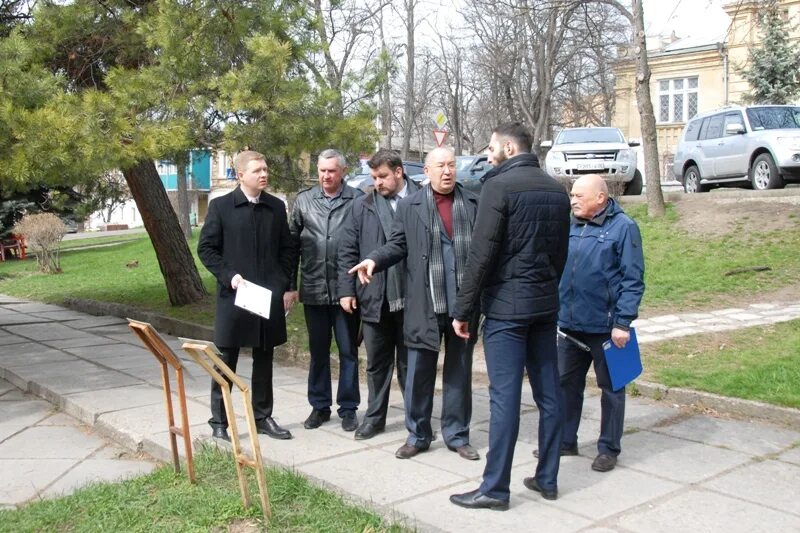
[658,77,698,123]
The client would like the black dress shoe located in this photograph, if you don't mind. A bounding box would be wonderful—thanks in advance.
[523,477,558,500]
[341,411,358,432]
[449,489,509,511]
[303,409,331,429]
[211,427,230,442]
[256,417,292,440]
[592,453,617,472]
[447,443,480,461]
[354,422,385,440]
[395,443,424,459]
[533,444,579,458]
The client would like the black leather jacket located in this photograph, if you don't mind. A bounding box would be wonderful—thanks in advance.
[289,184,363,305]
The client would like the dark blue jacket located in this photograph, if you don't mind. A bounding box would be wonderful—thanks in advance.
[453,153,571,322]
[558,199,645,333]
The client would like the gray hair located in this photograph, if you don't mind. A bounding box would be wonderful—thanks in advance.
[318,149,347,170]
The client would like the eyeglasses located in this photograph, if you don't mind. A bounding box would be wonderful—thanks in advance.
[430,162,457,171]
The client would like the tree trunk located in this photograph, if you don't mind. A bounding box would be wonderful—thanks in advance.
[632,0,666,217]
[175,151,192,240]
[401,0,415,160]
[122,158,207,306]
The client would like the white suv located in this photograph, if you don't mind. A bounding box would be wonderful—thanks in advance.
[673,105,800,193]
[542,127,642,195]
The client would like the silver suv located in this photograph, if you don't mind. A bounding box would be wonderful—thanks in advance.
[542,127,642,195]
[673,105,800,193]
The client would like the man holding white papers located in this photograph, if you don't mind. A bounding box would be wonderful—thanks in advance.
[557,174,645,472]
[198,150,296,441]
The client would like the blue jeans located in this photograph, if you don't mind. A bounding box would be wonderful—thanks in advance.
[480,319,562,501]
[559,329,625,456]
[304,304,360,417]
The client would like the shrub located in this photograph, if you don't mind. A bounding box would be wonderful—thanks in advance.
[12,213,67,273]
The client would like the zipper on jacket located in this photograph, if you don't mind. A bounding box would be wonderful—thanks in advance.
[568,224,588,326]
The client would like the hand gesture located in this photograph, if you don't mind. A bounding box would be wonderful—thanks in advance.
[348,259,376,285]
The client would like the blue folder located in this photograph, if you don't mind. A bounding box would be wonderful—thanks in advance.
[603,328,642,392]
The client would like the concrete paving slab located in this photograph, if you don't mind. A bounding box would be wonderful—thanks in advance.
[0,388,24,401]
[0,313,50,326]
[38,412,83,427]
[63,316,129,330]
[25,366,142,397]
[64,343,150,359]
[701,459,800,516]
[95,398,210,451]
[616,489,800,533]
[0,425,101,459]
[0,398,54,441]
[4,323,89,341]
[2,302,67,314]
[710,308,746,316]
[648,315,681,323]
[637,324,671,333]
[0,459,77,505]
[258,426,368,467]
[620,431,752,483]
[30,310,88,321]
[61,384,166,424]
[778,445,800,466]
[728,312,764,321]
[42,335,123,349]
[0,348,78,370]
[80,324,133,336]
[659,328,705,339]
[749,303,777,310]
[40,457,157,499]
[546,456,681,520]
[0,332,32,345]
[651,415,800,456]
[298,448,467,507]
[0,377,13,396]
[696,317,736,325]
[394,481,592,533]
[622,400,681,431]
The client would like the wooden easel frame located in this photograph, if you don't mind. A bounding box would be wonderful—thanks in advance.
[179,338,271,520]
[127,319,195,483]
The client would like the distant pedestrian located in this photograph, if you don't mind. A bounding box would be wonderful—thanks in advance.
[198,150,295,442]
[286,149,363,432]
[448,122,571,511]
[557,173,645,473]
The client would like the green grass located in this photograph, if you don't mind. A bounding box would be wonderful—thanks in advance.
[0,445,406,532]
[643,319,800,408]
[625,204,800,312]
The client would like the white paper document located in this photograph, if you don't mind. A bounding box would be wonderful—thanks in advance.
[234,279,273,319]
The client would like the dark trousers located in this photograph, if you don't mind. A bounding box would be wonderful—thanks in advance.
[209,345,273,430]
[304,304,360,417]
[559,329,626,457]
[362,307,407,426]
[480,319,562,501]
[405,314,472,449]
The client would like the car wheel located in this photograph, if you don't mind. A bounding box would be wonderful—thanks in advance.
[683,165,706,193]
[750,153,785,190]
[623,170,643,195]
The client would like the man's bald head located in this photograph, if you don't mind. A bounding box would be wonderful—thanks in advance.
[424,147,457,194]
[570,174,610,220]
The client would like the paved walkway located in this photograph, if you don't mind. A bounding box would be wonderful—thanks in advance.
[1,296,799,532]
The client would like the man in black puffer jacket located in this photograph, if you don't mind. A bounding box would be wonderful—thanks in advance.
[450,122,571,511]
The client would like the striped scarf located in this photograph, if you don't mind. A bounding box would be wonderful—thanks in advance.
[425,185,473,315]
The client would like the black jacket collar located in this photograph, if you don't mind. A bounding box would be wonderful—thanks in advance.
[481,153,541,183]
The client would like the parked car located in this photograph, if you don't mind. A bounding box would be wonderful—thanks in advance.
[542,127,643,195]
[673,104,800,193]
[456,155,492,193]
[344,159,424,191]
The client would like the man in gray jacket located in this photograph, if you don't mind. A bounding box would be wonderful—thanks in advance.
[286,149,363,432]
[348,147,480,461]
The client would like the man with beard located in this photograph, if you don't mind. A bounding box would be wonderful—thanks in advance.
[198,150,295,442]
[348,147,481,462]
[337,149,420,440]
[449,123,570,510]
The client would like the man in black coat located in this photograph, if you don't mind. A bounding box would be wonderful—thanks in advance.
[197,150,296,442]
[349,147,481,462]
[286,149,363,432]
[449,123,571,511]
[337,149,420,440]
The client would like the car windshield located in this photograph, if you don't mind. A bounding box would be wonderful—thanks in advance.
[556,128,624,144]
[456,156,477,171]
[746,107,800,130]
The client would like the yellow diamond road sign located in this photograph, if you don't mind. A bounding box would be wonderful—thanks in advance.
[434,112,448,129]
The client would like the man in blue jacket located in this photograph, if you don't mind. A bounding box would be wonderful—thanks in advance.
[557,174,645,473]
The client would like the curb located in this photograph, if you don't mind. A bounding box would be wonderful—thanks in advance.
[62,297,800,429]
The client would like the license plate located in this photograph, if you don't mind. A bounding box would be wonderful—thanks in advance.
[577,163,605,170]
